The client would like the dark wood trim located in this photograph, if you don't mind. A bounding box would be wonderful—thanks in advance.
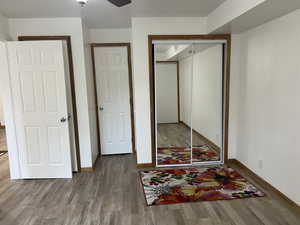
[228,159,300,211]
[149,39,156,167]
[224,38,231,164]
[80,167,93,172]
[149,34,231,41]
[81,155,100,172]
[18,35,82,172]
[157,122,180,125]
[0,125,5,129]
[155,61,178,64]
[180,121,220,152]
[127,44,136,153]
[137,163,154,169]
[91,43,136,155]
[91,43,130,47]
[90,45,101,156]
[149,34,231,167]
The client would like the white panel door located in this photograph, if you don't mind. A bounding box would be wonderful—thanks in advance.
[94,46,132,155]
[7,41,73,179]
[156,63,178,123]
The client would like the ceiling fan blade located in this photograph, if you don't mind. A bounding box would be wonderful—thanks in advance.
[107,0,131,7]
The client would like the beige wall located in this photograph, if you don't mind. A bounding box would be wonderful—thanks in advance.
[0,12,10,126]
[89,28,132,43]
[179,45,223,147]
[131,17,207,163]
[231,8,300,205]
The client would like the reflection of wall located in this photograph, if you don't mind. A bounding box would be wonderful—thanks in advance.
[179,57,192,126]
[156,63,178,123]
[179,45,223,147]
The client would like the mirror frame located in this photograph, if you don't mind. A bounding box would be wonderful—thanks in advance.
[148,34,231,167]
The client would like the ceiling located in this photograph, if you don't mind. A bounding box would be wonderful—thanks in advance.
[0,0,131,28]
[155,43,220,61]
[0,0,225,28]
[131,0,226,17]
[155,45,173,53]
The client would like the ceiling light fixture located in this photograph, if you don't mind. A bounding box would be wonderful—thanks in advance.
[77,0,88,7]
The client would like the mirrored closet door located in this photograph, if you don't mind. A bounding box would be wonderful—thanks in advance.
[155,50,192,166]
[154,40,225,167]
[191,43,223,165]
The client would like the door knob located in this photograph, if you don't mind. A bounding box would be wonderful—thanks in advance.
[60,117,67,123]
[99,107,104,111]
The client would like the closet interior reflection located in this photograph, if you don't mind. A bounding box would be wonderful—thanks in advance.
[155,41,224,167]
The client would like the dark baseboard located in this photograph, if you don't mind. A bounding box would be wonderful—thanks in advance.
[228,159,300,211]
[137,163,154,169]
[81,167,93,172]
[81,155,100,172]
[157,122,180,125]
[179,121,220,151]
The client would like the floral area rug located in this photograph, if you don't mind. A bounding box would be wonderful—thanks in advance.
[157,146,219,165]
[140,167,265,206]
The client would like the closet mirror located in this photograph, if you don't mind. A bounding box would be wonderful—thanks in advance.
[155,44,192,166]
[191,43,223,164]
[153,39,227,167]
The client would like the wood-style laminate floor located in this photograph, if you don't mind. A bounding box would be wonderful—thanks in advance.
[0,128,8,152]
[157,123,216,148]
[0,153,299,225]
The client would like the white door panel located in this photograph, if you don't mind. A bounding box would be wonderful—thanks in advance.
[156,63,179,123]
[7,41,72,179]
[94,47,132,155]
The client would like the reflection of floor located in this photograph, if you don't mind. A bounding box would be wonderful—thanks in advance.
[157,123,206,147]
[157,146,219,165]
[0,128,8,156]
[157,123,220,165]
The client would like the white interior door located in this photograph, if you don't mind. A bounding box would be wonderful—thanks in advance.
[156,63,178,123]
[62,41,78,172]
[7,41,73,179]
[94,46,132,155]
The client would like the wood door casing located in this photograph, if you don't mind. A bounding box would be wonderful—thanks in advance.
[18,35,81,172]
[148,35,231,168]
[91,43,135,154]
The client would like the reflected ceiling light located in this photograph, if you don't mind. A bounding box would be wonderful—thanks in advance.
[77,0,88,7]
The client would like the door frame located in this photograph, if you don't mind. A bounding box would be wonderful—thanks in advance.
[91,43,136,155]
[149,34,231,167]
[18,35,81,172]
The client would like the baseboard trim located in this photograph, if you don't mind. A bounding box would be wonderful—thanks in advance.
[81,155,100,172]
[228,159,300,211]
[81,167,93,172]
[179,121,220,151]
[137,163,154,169]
